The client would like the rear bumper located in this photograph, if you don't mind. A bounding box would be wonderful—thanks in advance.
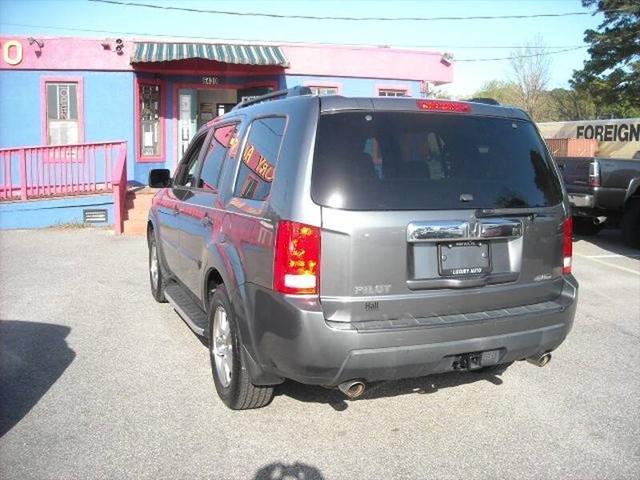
[245,276,578,386]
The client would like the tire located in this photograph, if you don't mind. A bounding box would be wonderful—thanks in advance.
[572,216,603,236]
[208,285,274,410]
[621,198,640,249]
[148,233,167,303]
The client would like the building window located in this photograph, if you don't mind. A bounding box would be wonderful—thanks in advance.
[46,82,80,145]
[308,86,339,96]
[379,89,407,97]
[138,82,163,159]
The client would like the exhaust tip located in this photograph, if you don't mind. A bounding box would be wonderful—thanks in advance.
[526,352,552,367]
[338,380,366,399]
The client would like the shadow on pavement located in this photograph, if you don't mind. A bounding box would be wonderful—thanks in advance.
[254,462,325,480]
[276,364,510,411]
[0,320,75,437]
[574,227,640,258]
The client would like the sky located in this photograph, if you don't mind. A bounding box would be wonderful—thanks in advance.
[0,0,603,96]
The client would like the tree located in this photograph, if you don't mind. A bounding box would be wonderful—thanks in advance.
[548,88,597,121]
[472,80,521,105]
[571,0,640,118]
[509,36,553,121]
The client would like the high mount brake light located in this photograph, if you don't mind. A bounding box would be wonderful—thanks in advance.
[274,220,321,295]
[416,100,471,113]
[563,217,573,275]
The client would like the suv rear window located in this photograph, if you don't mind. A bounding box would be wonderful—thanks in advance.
[311,112,563,210]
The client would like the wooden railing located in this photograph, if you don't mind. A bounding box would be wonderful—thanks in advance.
[0,141,128,234]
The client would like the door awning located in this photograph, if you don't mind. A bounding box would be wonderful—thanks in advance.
[131,42,289,67]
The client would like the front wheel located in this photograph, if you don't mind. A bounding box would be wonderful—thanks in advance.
[209,285,274,410]
[148,234,167,303]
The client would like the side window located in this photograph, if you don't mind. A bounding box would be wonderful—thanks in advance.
[197,123,238,191]
[234,117,286,201]
[174,134,206,187]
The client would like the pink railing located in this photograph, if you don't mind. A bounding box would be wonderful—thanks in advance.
[0,140,127,201]
[112,143,128,235]
[0,141,128,234]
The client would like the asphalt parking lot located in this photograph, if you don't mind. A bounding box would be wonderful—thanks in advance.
[1,227,639,480]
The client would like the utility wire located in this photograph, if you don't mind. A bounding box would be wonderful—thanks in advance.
[0,21,586,52]
[88,0,598,22]
[0,22,588,62]
[457,45,587,62]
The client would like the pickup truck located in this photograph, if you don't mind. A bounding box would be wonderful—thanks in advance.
[555,156,640,247]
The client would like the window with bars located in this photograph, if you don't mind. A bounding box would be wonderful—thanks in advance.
[46,83,79,145]
[307,86,339,96]
[378,89,408,97]
[139,83,162,157]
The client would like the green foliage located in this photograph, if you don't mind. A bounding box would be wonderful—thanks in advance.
[571,0,640,118]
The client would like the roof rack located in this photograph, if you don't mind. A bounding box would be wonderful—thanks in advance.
[466,97,500,106]
[232,86,313,111]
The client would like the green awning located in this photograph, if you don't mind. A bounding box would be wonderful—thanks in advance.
[131,42,288,67]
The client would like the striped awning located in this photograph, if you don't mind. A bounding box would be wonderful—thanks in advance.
[131,42,288,67]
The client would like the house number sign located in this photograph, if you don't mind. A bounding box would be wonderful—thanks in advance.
[202,76,220,85]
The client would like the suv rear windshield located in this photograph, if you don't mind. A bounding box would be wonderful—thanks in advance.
[311,111,563,210]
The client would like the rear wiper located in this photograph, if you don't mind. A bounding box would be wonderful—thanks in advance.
[475,207,548,218]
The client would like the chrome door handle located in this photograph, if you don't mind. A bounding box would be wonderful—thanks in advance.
[173,206,180,215]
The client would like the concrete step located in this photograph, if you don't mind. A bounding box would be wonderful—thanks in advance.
[123,219,147,236]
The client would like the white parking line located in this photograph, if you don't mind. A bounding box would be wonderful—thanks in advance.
[583,253,640,258]
[574,253,640,276]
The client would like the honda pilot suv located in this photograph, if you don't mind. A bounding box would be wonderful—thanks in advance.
[147,88,578,410]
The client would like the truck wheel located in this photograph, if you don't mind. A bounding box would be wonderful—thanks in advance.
[209,285,274,410]
[572,217,603,236]
[621,199,640,248]
[148,234,167,303]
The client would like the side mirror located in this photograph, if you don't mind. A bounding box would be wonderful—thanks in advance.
[148,169,171,188]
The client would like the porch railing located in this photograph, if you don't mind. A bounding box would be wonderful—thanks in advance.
[0,141,128,234]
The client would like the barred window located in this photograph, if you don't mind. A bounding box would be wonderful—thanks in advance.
[46,83,79,145]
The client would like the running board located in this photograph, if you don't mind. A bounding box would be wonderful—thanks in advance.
[164,283,208,337]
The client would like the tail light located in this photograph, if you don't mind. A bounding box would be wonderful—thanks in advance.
[562,217,573,275]
[416,100,471,113]
[588,161,601,187]
[274,220,321,295]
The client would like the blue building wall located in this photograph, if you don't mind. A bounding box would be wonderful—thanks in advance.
[1,69,422,189]
[0,194,113,229]
[0,70,137,180]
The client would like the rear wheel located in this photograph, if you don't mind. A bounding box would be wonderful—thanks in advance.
[572,216,603,236]
[148,234,167,303]
[209,285,274,410]
[621,199,640,248]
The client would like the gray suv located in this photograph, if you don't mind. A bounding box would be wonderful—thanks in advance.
[147,87,578,410]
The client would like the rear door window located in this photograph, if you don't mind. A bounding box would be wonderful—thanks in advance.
[196,123,238,191]
[234,117,286,201]
[311,112,563,210]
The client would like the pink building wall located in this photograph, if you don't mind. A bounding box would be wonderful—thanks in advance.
[0,36,454,84]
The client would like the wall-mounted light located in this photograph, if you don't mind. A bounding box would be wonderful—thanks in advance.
[441,52,454,66]
[27,37,44,49]
[100,38,112,50]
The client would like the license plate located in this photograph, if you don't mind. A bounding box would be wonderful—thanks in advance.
[438,241,491,277]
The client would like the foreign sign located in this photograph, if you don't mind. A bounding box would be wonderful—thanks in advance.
[577,123,640,142]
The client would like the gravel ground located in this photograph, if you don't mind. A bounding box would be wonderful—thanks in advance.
[0,227,639,480]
